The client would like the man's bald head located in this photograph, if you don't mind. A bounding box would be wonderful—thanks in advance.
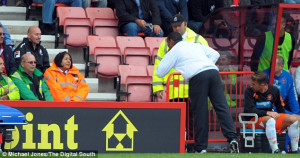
[27,26,41,46]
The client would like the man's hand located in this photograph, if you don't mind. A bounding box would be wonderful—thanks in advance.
[155,91,164,99]
[135,19,147,29]
[267,111,280,120]
[3,88,9,95]
[1,95,9,100]
[153,25,162,35]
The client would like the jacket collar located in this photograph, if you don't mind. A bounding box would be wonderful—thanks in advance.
[18,64,43,77]
[49,61,79,74]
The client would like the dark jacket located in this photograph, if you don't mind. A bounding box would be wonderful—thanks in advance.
[14,38,50,73]
[156,0,188,23]
[1,41,17,76]
[116,0,161,30]
[251,0,283,5]
[187,0,224,22]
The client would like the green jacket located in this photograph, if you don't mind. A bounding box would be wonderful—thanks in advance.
[11,65,53,101]
[0,74,20,100]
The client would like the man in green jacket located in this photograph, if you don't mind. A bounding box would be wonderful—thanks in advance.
[0,58,20,100]
[11,54,53,101]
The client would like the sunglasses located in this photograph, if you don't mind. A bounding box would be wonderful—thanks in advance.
[26,61,37,64]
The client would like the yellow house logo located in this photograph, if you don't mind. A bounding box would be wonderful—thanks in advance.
[102,110,138,151]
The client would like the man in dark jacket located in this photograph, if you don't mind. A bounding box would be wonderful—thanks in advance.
[116,0,164,37]
[14,26,50,73]
[0,25,17,76]
[156,0,188,36]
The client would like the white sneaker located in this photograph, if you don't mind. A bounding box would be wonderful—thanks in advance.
[230,140,239,153]
[195,149,207,154]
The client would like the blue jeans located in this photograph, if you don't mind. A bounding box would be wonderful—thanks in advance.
[121,22,164,37]
[33,0,82,24]
[82,0,107,8]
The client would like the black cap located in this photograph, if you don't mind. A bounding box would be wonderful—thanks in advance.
[171,14,187,25]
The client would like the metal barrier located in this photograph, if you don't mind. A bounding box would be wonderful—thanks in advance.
[165,71,253,144]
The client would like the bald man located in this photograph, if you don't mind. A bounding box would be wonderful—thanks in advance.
[11,54,53,101]
[14,26,50,73]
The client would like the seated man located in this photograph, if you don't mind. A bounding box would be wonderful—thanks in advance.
[156,0,188,36]
[116,0,163,37]
[0,25,17,76]
[264,56,300,115]
[14,26,50,73]
[32,0,82,35]
[0,58,20,100]
[11,54,53,101]
[244,71,299,153]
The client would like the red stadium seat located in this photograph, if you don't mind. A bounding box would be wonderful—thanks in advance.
[116,36,151,66]
[85,7,119,36]
[56,7,91,48]
[146,65,154,77]
[86,36,121,77]
[118,65,152,102]
[144,37,166,64]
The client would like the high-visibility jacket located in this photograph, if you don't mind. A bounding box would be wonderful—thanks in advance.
[0,74,20,100]
[44,62,89,101]
[11,65,53,101]
[152,27,208,99]
[258,31,292,71]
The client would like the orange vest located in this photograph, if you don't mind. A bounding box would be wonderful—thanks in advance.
[44,62,89,101]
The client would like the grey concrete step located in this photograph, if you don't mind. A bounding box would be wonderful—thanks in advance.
[1,20,39,34]
[11,34,55,49]
[86,93,116,101]
[47,49,68,62]
[85,78,98,93]
[0,6,26,20]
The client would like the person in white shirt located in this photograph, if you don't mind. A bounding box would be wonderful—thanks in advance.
[157,32,239,153]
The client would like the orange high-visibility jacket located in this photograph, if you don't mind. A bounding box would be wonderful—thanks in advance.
[44,62,89,101]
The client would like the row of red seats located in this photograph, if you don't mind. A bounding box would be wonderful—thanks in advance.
[86,35,166,78]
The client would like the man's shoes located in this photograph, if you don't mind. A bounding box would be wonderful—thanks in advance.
[290,149,300,154]
[273,149,281,154]
[229,140,239,153]
[16,0,25,7]
[40,23,55,35]
[195,149,207,154]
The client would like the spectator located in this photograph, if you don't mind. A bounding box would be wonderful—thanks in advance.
[157,32,239,153]
[152,14,208,152]
[244,71,299,153]
[32,0,82,35]
[11,54,53,101]
[44,51,89,101]
[14,26,50,73]
[0,25,17,76]
[82,0,107,8]
[0,22,14,48]
[251,16,295,72]
[156,0,188,36]
[0,58,20,100]
[107,0,116,10]
[116,0,163,37]
[187,0,224,33]
[264,56,300,115]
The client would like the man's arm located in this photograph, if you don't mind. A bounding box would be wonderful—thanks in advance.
[274,88,286,113]
[156,0,173,22]
[115,0,138,24]
[42,47,50,73]
[156,48,177,78]
[179,0,189,21]
[251,35,265,71]
[294,67,300,96]
[5,46,17,75]
[288,35,295,69]
[285,79,300,114]
[149,0,162,26]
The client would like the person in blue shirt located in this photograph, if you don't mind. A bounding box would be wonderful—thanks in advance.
[0,22,14,48]
[264,55,300,115]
